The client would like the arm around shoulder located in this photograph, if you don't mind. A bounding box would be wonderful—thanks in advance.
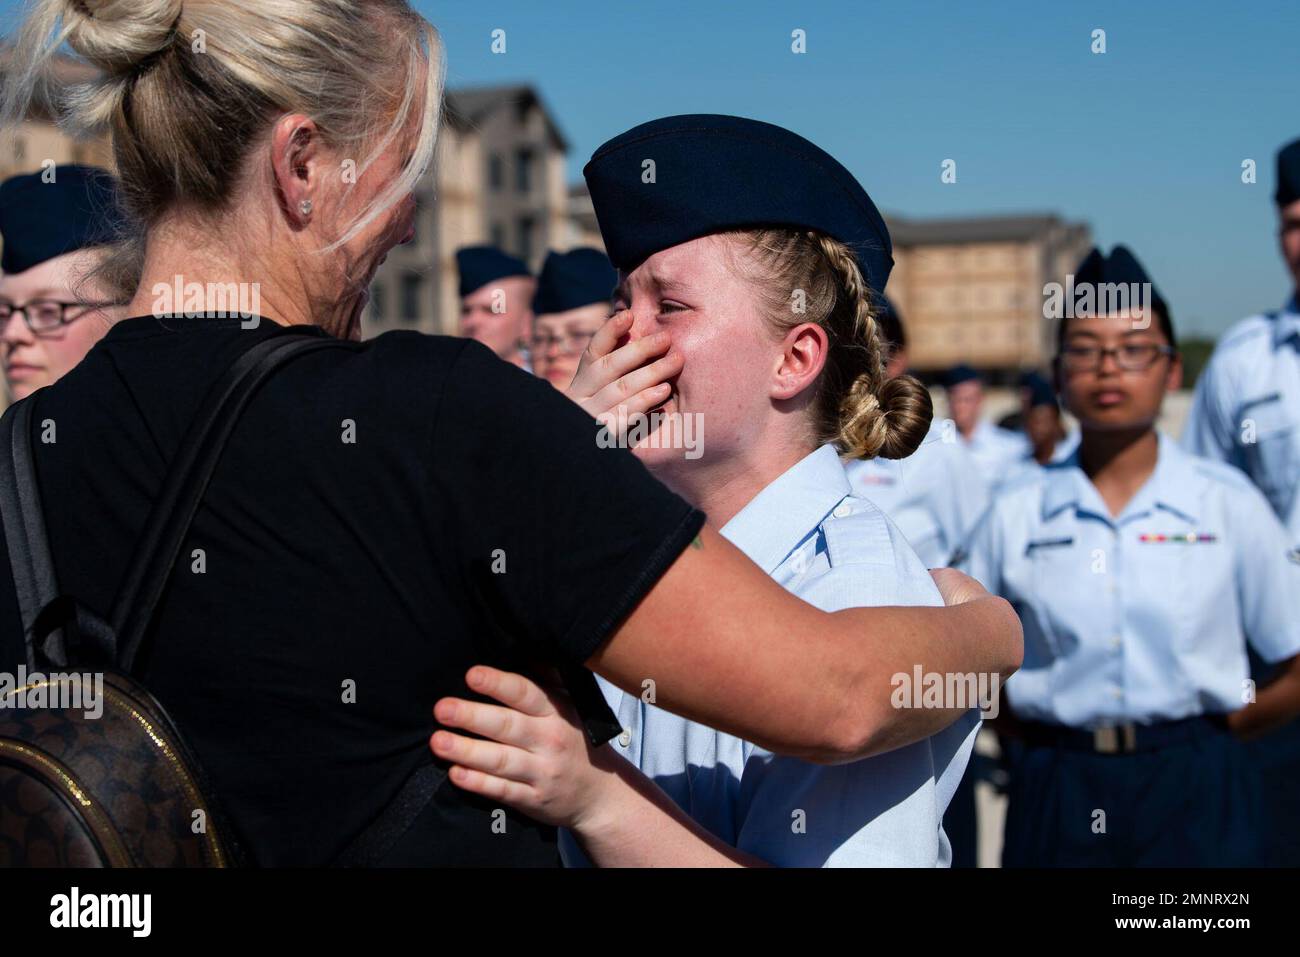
[589,525,1022,765]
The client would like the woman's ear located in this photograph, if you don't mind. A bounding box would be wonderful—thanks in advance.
[1164,351,1184,393]
[269,113,324,228]
[771,322,829,401]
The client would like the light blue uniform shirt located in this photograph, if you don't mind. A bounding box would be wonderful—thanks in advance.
[962,419,1029,486]
[957,434,1300,728]
[1183,297,1300,543]
[845,420,990,568]
[564,444,980,867]
[1000,430,1078,487]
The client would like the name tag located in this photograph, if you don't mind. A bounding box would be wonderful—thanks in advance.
[1025,537,1074,553]
[1138,533,1217,544]
[1237,392,1282,416]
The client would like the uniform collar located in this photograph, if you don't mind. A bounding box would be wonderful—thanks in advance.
[1276,295,1300,347]
[1041,433,1200,525]
[720,444,850,574]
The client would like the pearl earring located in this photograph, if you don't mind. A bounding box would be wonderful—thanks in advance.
[299,199,313,216]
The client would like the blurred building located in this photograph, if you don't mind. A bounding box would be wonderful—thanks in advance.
[365,85,587,337]
[886,213,1092,379]
[0,52,114,181]
[1,54,1093,376]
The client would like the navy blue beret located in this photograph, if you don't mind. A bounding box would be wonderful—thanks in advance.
[0,165,126,275]
[455,245,530,297]
[582,114,893,296]
[532,248,617,315]
[1073,245,1168,320]
[944,363,982,388]
[1276,138,1300,208]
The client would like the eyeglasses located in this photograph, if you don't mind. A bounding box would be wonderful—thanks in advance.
[0,299,114,335]
[530,331,596,355]
[1059,342,1176,373]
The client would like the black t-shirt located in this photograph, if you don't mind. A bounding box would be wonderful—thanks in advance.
[0,315,704,866]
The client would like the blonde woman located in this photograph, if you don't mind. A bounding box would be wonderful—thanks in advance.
[431,116,985,866]
[0,7,1018,865]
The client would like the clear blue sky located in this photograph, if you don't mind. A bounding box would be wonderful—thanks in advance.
[4,0,1297,336]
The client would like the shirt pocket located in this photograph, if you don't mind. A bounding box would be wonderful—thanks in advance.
[1021,538,1090,666]
[1127,533,1198,649]
[1238,396,1298,520]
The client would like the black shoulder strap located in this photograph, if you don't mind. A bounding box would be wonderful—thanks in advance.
[331,763,449,868]
[111,333,346,671]
[0,398,61,670]
[1,334,346,672]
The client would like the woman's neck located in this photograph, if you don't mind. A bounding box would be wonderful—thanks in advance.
[123,217,354,335]
[1078,425,1160,518]
[654,434,818,528]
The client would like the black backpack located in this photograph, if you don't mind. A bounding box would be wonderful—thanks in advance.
[0,333,443,867]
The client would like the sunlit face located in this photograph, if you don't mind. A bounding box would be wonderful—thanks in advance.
[1280,198,1300,290]
[612,235,784,469]
[0,249,120,400]
[1057,311,1181,432]
[460,275,534,361]
[532,301,610,388]
[947,379,983,435]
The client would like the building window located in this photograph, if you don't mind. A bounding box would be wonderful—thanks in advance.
[370,282,386,324]
[490,222,506,249]
[516,147,534,194]
[401,272,423,324]
[488,154,503,191]
[517,216,536,265]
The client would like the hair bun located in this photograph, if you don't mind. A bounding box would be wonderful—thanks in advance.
[63,0,184,74]
[838,372,933,461]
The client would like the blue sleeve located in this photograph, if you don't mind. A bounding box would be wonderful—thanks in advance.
[731,551,957,866]
[1231,482,1300,664]
[1183,349,1238,465]
[954,499,1003,595]
[943,444,991,565]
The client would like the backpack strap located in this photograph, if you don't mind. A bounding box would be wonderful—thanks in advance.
[0,398,63,670]
[331,763,449,868]
[111,333,347,671]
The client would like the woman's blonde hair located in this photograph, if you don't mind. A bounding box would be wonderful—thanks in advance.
[1,0,444,300]
[727,229,932,460]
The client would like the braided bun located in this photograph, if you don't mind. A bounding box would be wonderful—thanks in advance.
[837,368,933,460]
[812,234,932,460]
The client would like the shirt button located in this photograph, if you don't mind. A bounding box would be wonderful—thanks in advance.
[833,503,852,518]
[618,729,632,748]
[1110,635,1122,650]
[1111,686,1124,699]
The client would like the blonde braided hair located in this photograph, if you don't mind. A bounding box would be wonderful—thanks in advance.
[727,228,932,460]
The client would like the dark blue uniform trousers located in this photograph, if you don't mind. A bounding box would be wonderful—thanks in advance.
[1001,726,1262,867]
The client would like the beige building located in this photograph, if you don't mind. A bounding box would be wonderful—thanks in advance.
[1,55,1091,377]
[885,214,1092,377]
[365,85,584,338]
[0,54,114,184]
